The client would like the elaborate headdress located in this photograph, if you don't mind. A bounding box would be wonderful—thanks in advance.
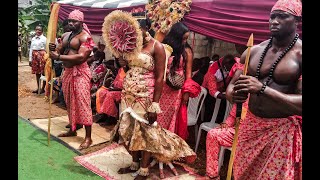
[271,0,302,17]
[102,10,143,61]
[146,0,192,33]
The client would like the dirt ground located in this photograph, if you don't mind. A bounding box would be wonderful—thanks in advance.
[18,56,230,178]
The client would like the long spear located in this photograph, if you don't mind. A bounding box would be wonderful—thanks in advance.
[226,33,253,180]
[46,3,60,146]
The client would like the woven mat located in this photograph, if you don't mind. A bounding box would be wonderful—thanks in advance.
[74,143,203,180]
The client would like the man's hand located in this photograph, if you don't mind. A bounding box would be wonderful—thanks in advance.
[182,92,190,105]
[29,61,32,67]
[234,75,263,94]
[49,51,59,60]
[147,112,157,125]
[49,43,56,51]
[231,75,263,103]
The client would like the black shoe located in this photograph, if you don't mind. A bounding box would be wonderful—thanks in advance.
[32,89,39,93]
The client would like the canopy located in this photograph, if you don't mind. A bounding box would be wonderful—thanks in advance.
[57,0,302,45]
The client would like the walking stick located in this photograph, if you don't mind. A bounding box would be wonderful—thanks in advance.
[47,3,60,146]
[226,33,253,180]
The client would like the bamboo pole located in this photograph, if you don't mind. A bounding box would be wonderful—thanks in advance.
[47,3,60,146]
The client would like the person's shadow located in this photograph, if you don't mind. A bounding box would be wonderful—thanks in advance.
[62,164,101,177]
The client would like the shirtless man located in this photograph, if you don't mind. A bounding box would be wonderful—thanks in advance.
[226,0,302,179]
[49,10,95,149]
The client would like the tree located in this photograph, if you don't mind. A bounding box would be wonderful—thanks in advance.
[18,0,63,57]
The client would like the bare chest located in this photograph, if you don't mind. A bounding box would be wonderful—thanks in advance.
[248,49,300,85]
[62,36,81,52]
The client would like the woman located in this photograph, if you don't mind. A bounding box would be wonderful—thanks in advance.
[107,12,196,180]
[158,22,193,132]
[29,25,47,94]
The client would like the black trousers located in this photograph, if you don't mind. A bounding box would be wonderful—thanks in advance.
[203,93,226,124]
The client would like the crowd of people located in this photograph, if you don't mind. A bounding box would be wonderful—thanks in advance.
[21,0,302,179]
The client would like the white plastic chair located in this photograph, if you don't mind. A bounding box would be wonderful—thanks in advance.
[217,102,235,171]
[194,98,232,153]
[38,75,47,94]
[187,86,207,142]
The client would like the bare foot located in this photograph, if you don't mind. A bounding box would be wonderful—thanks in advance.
[79,138,92,150]
[159,168,165,179]
[58,131,77,137]
[117,167,137,174]
[171,167,179,176]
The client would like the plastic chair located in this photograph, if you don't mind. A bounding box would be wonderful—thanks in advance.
[187,86,207,142]
[217,102,234,171]
[38,75,47,94]
[194,98,232,153]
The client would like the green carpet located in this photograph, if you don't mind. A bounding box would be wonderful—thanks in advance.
[18,117,103,180]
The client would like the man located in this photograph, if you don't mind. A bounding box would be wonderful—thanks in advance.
[29,25,47,93]
[49,9,95,150]
[18,33,22,62]
[226,0,302,179]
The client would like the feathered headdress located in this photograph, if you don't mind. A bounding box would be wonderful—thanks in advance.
[102,10,143,61]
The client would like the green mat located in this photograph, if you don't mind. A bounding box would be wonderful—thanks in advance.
[18,117,103,180]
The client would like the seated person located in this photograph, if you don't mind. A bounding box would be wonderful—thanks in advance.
[192,56,210,86]
[205,101,248,179]
[202,54,240,123]
[95,67,126,123]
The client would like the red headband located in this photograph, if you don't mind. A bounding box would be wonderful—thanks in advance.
[271,0,302,17]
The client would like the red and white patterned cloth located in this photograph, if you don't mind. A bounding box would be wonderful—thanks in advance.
[31,50,46,74]
[63,62,93,131]
[271,0,302,17]
[233,110,302,180]
[96,87,121,118]
[157,56,184,132]
[206,101,248,178]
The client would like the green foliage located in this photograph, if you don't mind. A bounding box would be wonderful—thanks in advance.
[18,0,61,57]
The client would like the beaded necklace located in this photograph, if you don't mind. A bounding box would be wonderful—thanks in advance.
[255,33,299,87]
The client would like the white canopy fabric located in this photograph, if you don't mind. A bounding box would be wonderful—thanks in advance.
[58,0,148,9]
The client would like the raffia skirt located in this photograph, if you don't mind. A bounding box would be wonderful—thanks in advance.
[117,95,196,163]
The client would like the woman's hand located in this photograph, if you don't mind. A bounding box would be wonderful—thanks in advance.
[182,92,190,105]
[147,112,157,125]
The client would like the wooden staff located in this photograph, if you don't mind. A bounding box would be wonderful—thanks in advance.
[47,3,60,146]
[226,33,253,180]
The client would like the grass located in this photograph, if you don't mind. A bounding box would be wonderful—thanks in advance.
[18,117,103,180]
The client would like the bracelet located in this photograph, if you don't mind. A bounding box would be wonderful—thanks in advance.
[257,83,267,96]
[147,102,162,114]
[57,54,61,61]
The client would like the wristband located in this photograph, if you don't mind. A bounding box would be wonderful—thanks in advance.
[57,54,61,61]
